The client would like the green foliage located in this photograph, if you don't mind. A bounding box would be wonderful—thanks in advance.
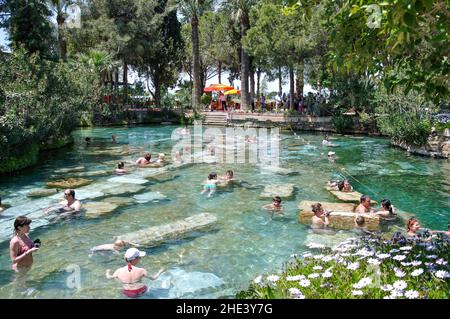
[374,89,435,146]
[238,235,450,299]
[0,49,99,165]
[0,144,39,174]
[332,114,354,133]
[201,94,212,106]
[1,0,55,58]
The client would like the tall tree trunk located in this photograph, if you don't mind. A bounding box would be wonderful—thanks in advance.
[191,15,201,112]
[154,80,161,109]
[240,14,250,110]
[56,13,67,61]
[123,61,128,105]
[249,58,255,107]
[278,66,282,95]
[296,59,304,97]
[256,67,261,97]
[289,64,294,111]
[218,61,222,84]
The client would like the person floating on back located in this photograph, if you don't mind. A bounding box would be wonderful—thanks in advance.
[91,239,140,255]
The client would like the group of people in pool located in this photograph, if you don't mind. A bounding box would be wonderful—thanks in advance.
[9,215,164,298]
[200,170,234,197]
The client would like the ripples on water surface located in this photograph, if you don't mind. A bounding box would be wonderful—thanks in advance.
[0,125,448,298]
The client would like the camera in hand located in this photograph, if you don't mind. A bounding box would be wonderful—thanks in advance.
[33,238,41,248]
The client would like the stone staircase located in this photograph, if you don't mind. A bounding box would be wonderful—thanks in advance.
[202,112,228,126]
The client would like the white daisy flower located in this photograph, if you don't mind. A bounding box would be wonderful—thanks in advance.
[352,290,363,296]
[308,273,320,279]
[376,253,391,259]
[395,269,406,278]
[253,275,262,284]
[401,262,412,267]
[393,280,407,290]
[426,255,438,259]
[286,275,305,281]
[322,256,333,262]
[411,261,422,266]
[390,289,404,298]
[267,275,279,283]
[313,266,323,270]
[380,284,393,292]
[299,279,311,287]
[293,293,305,299]
[347,262,360,271]
[399,246,412,251]
[435,270,448,279]
[358,277,372,287]
[390,249,400,253]
[352,283,363,289]
[340,253,352,257]
[435,258,448,265]
[313,254,325,260]
[404,290,419,299]
[411,269,424,277]
[289,287,301,295]
[322,271,333,278]
[367,258,381,266]
[303,252,313,258]
[393,255,406,261]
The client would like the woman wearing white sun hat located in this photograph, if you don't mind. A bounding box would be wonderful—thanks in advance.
[106,247,165,298]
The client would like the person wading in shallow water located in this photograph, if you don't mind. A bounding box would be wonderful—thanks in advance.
[10,216,40,274]
[106,248,164,298]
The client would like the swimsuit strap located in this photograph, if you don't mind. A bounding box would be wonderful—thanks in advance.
[127,263,133,272]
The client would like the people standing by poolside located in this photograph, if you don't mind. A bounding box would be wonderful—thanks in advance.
[355,195,375,214]
[106,248,164,298]
[10,216,39,273]
[311,203,330,229]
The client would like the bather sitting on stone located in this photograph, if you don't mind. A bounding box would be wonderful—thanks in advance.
[115,162,127,175]
[91,239,140,255]
[44,189,82,216]
[327,179,353,192]
[135,153,152,166]
[355,195,375,214]
[311,203,330,229]
[106,248,165,298]
[201,172,219,197]
[262,196,284,215]
[375,199,397,218]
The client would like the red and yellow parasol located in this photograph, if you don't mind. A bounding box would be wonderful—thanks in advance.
[204,84,234,92]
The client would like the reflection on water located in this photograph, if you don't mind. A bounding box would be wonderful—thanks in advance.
[0,125,448,298]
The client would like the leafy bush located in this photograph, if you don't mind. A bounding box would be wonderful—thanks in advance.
[374,89,435,146]
[237,235,449,299]
[331,113,354,133]
[0,49,99,168]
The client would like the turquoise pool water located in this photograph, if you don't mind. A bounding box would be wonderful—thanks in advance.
[0,125,448,298]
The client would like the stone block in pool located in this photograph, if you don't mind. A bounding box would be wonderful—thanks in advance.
[84,202,119,218]
[148,268,225,299]
[46,178,93,189]
[102,184,146,196]
[27,188,59,198]
[117,213,217,247]
[107,176,149,185]
[133,192,168,203]
[260,184,295,200]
